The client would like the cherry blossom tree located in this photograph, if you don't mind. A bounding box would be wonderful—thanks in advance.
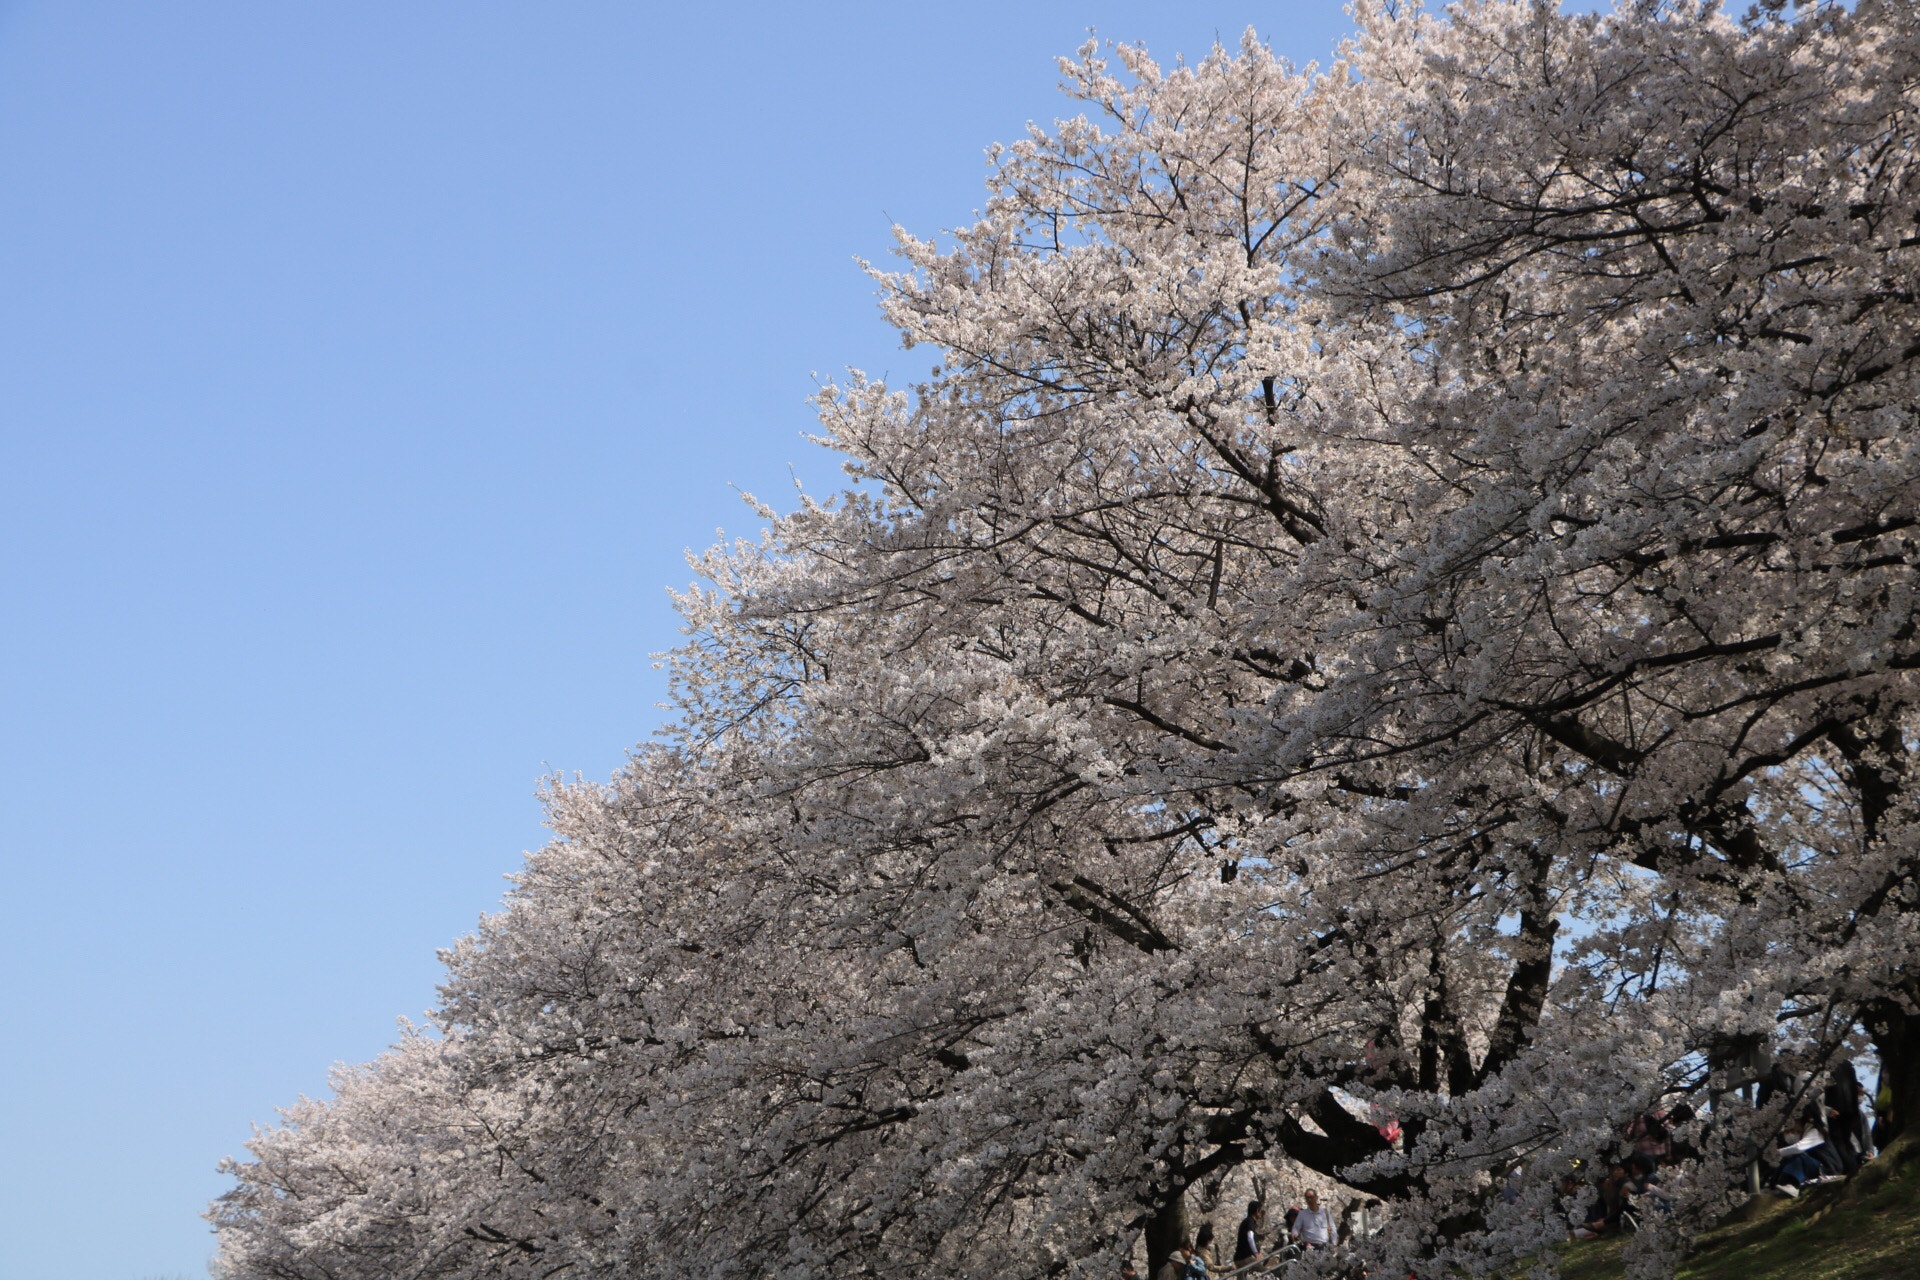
[213,3,1920,1277]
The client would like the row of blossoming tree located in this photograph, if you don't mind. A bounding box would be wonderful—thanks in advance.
[213,3,1920,1276]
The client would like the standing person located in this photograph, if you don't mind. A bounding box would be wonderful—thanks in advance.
[1757,1061,1798,1113]
[1189,1224,1218,1278]
[1825,1062,1871,1168]
[1233,1201,1265,1267]
[1291,1189,1336,1250]
[1664,1103,1702,1164]
[1820,1080,1858,1174]
[1628,1110,1671,1165]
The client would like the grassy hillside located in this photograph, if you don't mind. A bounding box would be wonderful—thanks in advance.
[1556,1134,1920,1280]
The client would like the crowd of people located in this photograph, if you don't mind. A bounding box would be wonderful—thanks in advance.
[1115,1057,1887,1276]
[1563,1104,1691,1238]
[1567,1057,1883,1239]
[1757,1059,1878,1196]
[1124,1190,1386,1280]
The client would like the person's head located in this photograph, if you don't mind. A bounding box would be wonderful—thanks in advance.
[1247,1199,1265,1223]
[1304,1189,1320,1210]
[1195,1224,1214,1251]
[1120,1263,1138,1279]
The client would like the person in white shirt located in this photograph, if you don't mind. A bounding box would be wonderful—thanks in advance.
[1290,1189,1336,1249]
[1776,1105,1835,1192]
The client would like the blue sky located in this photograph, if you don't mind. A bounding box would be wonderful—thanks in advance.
[0,4,1359,1277]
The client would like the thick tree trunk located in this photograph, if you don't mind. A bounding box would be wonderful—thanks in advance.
[1866,998,1920,1145]
[1144,1189,1188,1280]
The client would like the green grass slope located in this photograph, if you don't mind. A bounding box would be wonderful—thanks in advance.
[1556,1134,1920,1280]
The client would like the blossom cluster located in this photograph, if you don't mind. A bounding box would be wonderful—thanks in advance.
[213,5,1920,1277]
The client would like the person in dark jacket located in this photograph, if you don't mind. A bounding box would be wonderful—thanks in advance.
[1232,1201,1265,1266]
[1825,1061,1870,1170]
[1663,1102,1702,1164]
[1757,1062,1798,1112]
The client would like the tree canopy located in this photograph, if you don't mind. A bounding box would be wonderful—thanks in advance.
[213,3,1920,1277]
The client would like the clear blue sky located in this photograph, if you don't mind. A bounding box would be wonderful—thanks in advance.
[0,4,1357,1277]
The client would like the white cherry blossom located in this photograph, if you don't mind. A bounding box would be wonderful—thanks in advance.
[213,5,1920,1277]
